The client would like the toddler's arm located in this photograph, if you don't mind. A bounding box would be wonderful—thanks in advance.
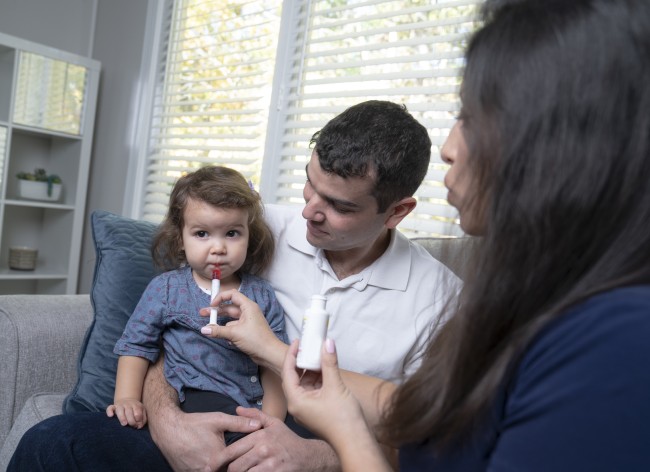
[106,355,150,429]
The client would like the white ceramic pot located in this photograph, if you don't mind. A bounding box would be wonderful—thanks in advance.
[17,179,63,202]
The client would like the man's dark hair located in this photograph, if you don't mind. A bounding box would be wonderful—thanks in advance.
[310,100,431,213]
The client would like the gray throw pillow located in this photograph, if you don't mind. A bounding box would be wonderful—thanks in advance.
[63,210,158,413]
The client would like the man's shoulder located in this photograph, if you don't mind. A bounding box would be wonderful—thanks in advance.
[264,204,300,224]
[264,204,308,251]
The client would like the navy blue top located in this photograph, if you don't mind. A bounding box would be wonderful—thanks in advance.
[400,285,650,471]
[114,266,288,407]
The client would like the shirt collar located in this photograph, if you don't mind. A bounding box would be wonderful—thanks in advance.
[287,218,411,291]
[363,229,411,291]
[286,214,318,256]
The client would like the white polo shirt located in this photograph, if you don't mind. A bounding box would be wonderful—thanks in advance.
[263,204,461,381]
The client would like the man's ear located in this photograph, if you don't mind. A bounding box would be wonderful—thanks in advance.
[384,197,417,229]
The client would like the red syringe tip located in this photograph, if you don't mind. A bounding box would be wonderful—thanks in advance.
[212,267,221,280]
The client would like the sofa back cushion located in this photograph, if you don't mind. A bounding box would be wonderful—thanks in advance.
[410,237,474,280]
[63,211,158,413]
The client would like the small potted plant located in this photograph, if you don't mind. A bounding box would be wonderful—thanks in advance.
[16,168,63,201]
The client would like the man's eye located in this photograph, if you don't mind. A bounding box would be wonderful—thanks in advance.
[334,206,353,214]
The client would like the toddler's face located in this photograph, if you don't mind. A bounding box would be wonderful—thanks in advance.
[181,197,249,286]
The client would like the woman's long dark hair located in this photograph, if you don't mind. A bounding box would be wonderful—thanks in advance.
[381,0,650,448]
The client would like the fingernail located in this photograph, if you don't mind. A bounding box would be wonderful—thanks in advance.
[200,326,212,335]
[250,419,261,428]
[325,338,335,353]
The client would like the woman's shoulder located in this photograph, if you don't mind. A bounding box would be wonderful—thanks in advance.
[494,286,650,469]
[523,285,650,365]
[551,285,650,340]
[509,285,650,411]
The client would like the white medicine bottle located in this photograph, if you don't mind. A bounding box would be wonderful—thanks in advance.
[296,295,329,371]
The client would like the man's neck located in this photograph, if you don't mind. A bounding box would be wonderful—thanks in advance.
[325,229,392,280]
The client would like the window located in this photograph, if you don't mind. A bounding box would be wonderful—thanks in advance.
[140,0,481,237]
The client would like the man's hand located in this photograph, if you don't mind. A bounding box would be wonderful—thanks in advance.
[143,357,262,471]
[220,407,341,472]
[149,407,264,472]
[199,289,288,372]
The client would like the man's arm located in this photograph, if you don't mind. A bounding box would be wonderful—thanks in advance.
[142,358,262,471]
[144,359,341,471]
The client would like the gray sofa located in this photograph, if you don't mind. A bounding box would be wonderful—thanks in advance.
[0,236,472,469]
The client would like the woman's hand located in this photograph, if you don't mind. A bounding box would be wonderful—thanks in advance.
[281,339,393,471]
[281,339,364,441]
[199,289,287,370]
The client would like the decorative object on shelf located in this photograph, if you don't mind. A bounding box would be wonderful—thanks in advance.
[9,246,38,270]
[16,168,63,202]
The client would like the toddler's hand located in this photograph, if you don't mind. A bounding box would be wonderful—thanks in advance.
[106,398,148,429]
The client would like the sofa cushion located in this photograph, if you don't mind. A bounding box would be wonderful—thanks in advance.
[0,393,68,470]
[63,211,158,413]
[410,237,474,280]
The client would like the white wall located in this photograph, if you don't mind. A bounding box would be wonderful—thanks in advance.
[0,0,153,293]
[0,0,97,57]
[78,0,151,293]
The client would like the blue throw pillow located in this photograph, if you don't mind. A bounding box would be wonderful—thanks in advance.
[63,210,159,413]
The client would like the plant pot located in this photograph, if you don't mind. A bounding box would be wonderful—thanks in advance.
[17,179,63,202]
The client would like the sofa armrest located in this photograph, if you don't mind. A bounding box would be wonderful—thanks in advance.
[0,294,92,448]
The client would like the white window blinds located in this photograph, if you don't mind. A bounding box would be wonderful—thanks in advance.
[143,0,481,236]
[144,0,283,220]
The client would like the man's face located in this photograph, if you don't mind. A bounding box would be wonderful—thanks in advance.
[302,151,391,252]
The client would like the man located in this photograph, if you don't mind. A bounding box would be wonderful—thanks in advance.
[9,101,459,471]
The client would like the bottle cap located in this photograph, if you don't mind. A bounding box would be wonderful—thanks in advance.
[310,294,327,310]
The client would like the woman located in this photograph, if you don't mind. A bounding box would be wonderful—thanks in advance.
[282,0,650,470]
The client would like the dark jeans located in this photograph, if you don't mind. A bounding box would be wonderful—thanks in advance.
[8,395,315,471]
[182,389,315,445]
[8,412,172,472]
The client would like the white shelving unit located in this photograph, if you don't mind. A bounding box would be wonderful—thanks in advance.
[0,32,100,294]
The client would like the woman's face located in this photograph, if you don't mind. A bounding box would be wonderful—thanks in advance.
[441,121,485,236]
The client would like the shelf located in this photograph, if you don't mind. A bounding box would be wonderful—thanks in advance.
[5,131,82,205]
[0,32,100,295]
[0,267,67,279]
[0,277,68,295]
[3,199,75,211]
[11,123,84,140]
